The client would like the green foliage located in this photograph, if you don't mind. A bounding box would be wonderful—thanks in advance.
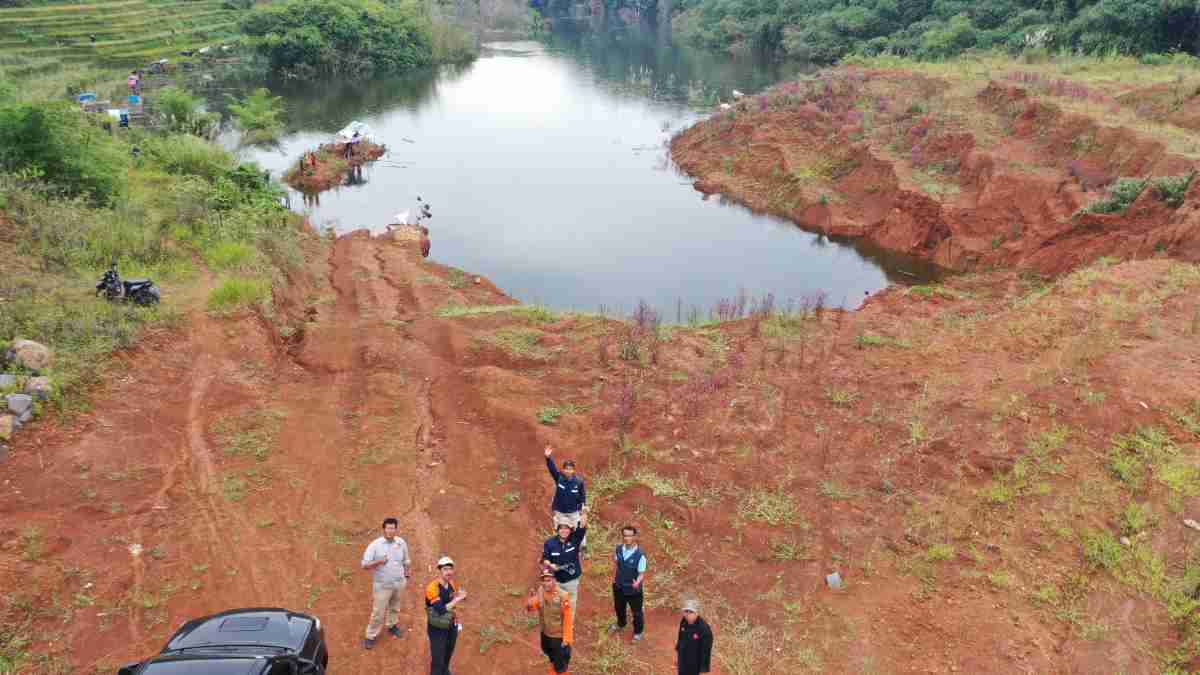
[676,0,1200,63]
[431,19,479,63]
[0,102,128,202]
[208,277,271,312]
[228,88,285,143]
[241,0,435,75]
[155,86,217,136]
[1151,173,1195,208]
[1078,177,1147,215]
[1081,529,1126,570]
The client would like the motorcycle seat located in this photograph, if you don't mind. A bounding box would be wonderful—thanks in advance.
[125,278,152,285]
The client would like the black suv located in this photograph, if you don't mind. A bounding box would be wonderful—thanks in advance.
[117,608,329,675]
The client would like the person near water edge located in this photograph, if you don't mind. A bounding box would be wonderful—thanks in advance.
[526,566,575,674]
[541,513,587,622]
[360,517,412,650]
[612,524,647,641]
[544,445,586,548]
[675,599,713,675]
[425,556,466,675]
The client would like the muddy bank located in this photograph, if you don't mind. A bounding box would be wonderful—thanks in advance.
[284,140,386,193]
[671,67,1200,275]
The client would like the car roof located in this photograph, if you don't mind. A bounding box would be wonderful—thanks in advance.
[140,657,266,674]
[164,608,315,653]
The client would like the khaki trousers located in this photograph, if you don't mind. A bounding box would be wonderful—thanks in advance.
[558,577,580,623]
[365,580,405,639]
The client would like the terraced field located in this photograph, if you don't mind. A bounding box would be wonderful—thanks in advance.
[0,0,246,66]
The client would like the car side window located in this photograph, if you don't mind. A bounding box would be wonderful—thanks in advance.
[267,661,295,675]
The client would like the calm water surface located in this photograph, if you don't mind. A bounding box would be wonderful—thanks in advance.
[232,33,934,314]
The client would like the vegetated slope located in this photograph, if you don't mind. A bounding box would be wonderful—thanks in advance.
[671,56,1200,276]
[0,0,244,67]
[671,0,1200,63]
[2,224,1200,672]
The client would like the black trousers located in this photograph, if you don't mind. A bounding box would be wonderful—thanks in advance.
[540,633,571,673]
[428,625,457,675]
[613,587,645,634]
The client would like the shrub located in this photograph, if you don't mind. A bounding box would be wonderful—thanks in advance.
[1151,173,1195,208]
[208,277,270,312]
[227,88,285,143]
[241,0,435,75]
[156,87,216,136]
[0,102,128,202]
[1081,529,1126,570]
[1079,177,1146,215]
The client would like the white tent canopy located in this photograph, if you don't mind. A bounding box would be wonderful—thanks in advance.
[336,121,374,143]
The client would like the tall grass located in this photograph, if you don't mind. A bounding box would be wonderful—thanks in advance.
[208,277,271,312]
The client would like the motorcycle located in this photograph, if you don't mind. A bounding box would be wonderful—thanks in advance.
[96,261,161,306]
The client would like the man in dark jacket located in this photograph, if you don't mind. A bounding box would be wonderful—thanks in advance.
[542,513,587,622]
[676,599,713,675]
[612,525,646,641]
[544,445,587,548]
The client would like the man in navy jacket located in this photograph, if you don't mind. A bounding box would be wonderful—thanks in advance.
[544,445,587,548]
[542,512,588,622]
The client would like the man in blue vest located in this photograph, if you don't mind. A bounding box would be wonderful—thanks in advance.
[541,512,588,622]
[612,525,646,641]
[545,445,587,549]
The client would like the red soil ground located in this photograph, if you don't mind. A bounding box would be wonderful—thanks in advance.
[4,220,1200,673]
[4,66,1200,674]
[671,69,1200,276]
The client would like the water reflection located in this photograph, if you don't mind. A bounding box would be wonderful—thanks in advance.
[229,31,939,314]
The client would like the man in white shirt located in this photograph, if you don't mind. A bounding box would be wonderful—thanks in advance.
[361,517,412,650]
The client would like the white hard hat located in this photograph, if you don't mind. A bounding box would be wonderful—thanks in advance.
[436,556,455,568]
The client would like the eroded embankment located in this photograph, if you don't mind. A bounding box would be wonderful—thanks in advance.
[671,67,1200,275]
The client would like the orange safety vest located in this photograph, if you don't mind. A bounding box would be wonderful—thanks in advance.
[536,587,569,638]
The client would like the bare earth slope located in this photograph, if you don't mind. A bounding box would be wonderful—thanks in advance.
[671,64,1200,276]
[3,219,1200,672]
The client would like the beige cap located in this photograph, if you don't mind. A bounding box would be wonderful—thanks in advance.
[436,556,455,568]
[681,598,701,613]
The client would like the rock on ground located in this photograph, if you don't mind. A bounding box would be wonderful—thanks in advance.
[24,377,52,401]
[6,394,33,416]
[0,414,13,441]
[8,339,52,373]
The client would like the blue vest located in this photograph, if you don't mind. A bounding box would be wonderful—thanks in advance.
[613,546,643,595]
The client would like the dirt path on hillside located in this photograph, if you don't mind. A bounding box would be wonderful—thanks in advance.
[0,229,574,673]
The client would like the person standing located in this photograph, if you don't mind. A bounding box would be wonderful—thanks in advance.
[360,517,411,650]
[544,445,586,548]
[425,556,466,675]
[526,567,574,674]
[675,599,713,675]
[612,525,646,641]
[541,513,587,621]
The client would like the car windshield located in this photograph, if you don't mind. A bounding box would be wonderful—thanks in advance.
[141,658,263,674]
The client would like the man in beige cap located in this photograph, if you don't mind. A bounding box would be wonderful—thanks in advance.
[675,598,713,675]
[526,566,574,674]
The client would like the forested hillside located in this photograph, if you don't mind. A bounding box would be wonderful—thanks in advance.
[674,0,1200,62]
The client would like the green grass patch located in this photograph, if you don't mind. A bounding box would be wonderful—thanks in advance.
[855,332,911,349]
[208,277,270,312]
[536,402,588,425]
[209,409,282,461]
[738,486,801,525]
[1077,177,1147,215]
[481,327,550,360]
[204,241,259,271]
[434,303,556,322]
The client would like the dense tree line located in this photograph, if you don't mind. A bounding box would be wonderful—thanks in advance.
[241,0,435,75]
[672,0,1200,62]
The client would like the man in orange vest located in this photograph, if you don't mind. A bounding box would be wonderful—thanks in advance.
[526,566,574,674]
